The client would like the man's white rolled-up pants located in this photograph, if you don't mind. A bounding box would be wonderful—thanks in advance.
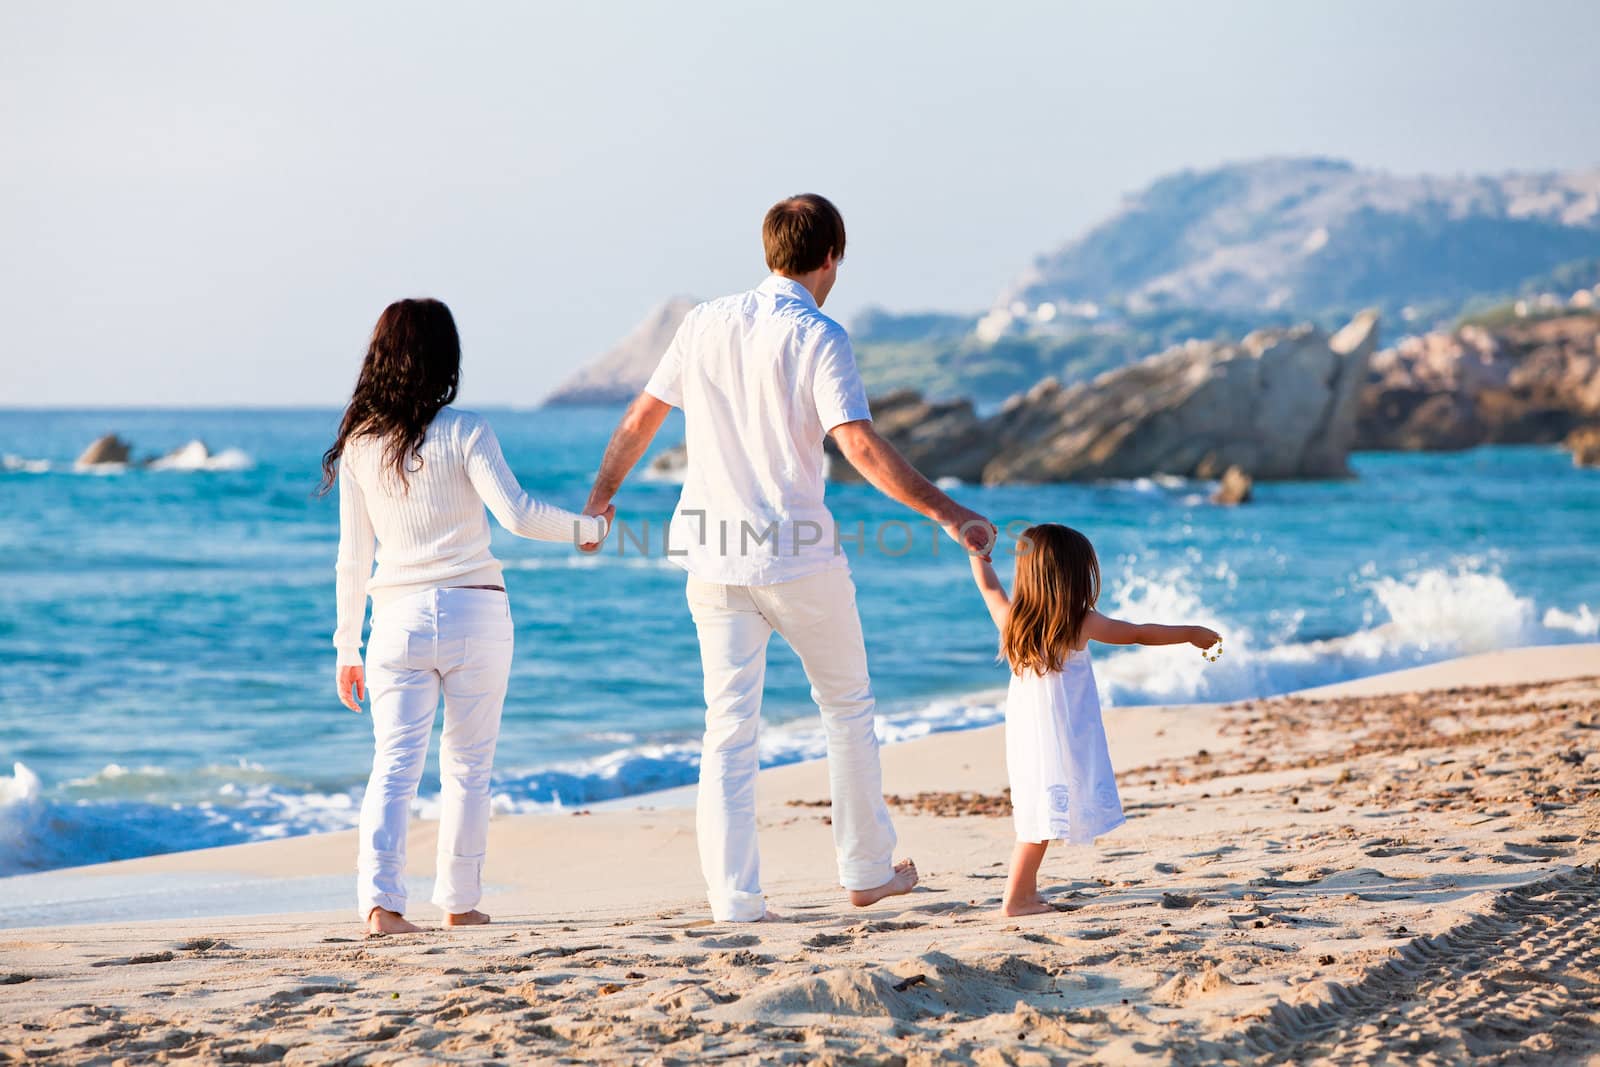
[686,568,897,922]
[357,587,513,919]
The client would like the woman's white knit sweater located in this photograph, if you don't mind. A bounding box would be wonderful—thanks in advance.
[334,407,604,665]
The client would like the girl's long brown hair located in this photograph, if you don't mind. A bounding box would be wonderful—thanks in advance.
[319,299,461,494]
[1001,524,1101,675]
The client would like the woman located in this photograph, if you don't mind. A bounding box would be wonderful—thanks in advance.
[323,298,611,935]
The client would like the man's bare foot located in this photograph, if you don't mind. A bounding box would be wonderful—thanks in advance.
[366,907,423,935]
[757,908,787,923]
[849,859,919,907]
[443,909,491,927]
[1001,898,1056,917]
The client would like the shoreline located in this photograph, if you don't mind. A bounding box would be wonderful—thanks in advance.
[3,643,1598,1063]
[3,643,1592,934]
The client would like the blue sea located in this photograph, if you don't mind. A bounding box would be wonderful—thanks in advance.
[1,407,1596,877]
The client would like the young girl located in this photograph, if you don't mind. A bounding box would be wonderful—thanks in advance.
[969,524,1219,917]
[322,298,612,936]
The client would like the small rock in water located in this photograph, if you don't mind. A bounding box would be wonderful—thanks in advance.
[1211,466,1254,506]
[149,440,212,469]
[1566,426,1600,468]
[76,434,132,466]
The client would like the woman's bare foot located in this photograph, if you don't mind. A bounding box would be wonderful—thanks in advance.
[1001,898,1056,917]
[443,909,491,927]
[849,859,919,907]
[366,907,422,935]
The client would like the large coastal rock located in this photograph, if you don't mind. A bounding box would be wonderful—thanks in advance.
[824,390,991,484]
[1355,314,1600,450]
[979,312,1379,483]
[648,313,1378,486]
[648,390,992,484]
[544,297,698,406]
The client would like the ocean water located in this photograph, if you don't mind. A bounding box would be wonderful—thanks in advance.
[1,407,1596,877]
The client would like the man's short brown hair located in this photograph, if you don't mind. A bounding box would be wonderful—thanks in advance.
[762,194,846,275]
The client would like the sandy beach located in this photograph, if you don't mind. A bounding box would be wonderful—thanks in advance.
[3,644,1598,1065]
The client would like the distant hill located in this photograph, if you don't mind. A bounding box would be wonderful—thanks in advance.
[543,297,696,405]
[544,159,1600,407]
[853,158,1600,402]
[999,157,1600,318]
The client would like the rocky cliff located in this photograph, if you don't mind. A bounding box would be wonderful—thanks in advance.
[652,313,1380,485]
[978,313,1378,483]
[543,297,697,406]
[1356,313,1600,450]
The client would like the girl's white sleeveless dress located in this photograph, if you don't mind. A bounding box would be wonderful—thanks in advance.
[1006,648,1126,844]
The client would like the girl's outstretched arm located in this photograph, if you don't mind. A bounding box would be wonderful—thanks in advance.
[969,553,1011,630]
[1083,610,1218,650]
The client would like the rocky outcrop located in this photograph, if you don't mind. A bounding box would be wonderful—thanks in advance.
[647,390,992,483]
[648,313,1379,486]
[75,434,131,466]
[544,298,698,406]
[824,391,991,483]
[1211,467,1254,505]
[1568,426,1600,468]
[1355,314,1600,450]
[979,312,1379,483]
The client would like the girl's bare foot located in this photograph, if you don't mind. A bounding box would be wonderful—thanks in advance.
[1001,898,1055,917]
[366,907,423,935]
[849,859,919,907]
[443,909,491,927]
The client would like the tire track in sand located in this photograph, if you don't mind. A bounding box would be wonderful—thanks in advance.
[1207,866,1600,1065]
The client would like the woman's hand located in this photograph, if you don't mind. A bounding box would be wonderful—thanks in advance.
[1187,626,1221,651]
[578,503,617,554]
[338,665,366,712]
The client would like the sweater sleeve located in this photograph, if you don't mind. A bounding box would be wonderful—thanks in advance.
[333,465,376,667]
[463,418,604,544]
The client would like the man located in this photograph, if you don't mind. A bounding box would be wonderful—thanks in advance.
[582,193,994,922]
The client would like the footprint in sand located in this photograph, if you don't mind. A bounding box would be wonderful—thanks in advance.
[802,933,853,949]
[696,934,760,949]
[910,900,975,915]
[1505,841,1573,858]
[177,937,228,952]
[1,973,34,985]
[91,951,176,968]
[854,920,926,933]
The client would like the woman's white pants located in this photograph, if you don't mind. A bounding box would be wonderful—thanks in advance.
[357,587,513,919]
[686,568,898,922]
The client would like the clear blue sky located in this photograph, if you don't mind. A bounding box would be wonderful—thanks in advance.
[3,0,1597,407]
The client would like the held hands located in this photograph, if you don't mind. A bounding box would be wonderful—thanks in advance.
[578,503,617,554]
[337,665,365,713]
[940,504,998,561]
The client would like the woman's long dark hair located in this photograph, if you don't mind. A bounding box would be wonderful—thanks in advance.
[319,299,460,494]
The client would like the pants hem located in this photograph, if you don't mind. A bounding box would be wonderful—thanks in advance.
[359,891,407,919]
[837,863,896,893]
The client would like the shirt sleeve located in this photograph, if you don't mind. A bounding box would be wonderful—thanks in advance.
[641,309,695,408]
[811,328,872,433]
[463,418,604,544]
[333,465,376,667]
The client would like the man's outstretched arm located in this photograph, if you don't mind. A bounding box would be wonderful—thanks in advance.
[829,420,995,557]
[580,391,674,548]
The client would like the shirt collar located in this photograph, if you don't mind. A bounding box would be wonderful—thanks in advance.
[759,273,819,310]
